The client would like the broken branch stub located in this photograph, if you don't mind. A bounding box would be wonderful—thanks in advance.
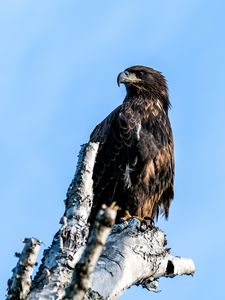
[7,238,41,300]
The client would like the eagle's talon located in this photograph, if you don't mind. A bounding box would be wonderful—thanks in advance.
[143,216,155,227]
[120,210,133,222]
[109,201,120,211]
[139,217,154,231]
[120,211,154,230]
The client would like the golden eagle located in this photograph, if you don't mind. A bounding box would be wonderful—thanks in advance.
[89,66,174,224]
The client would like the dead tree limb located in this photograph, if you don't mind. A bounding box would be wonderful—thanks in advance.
[89,219,195,299]
[25,142,99,300]
[63,205,117,300]
[6,238,41,300]
[6,142,195,300]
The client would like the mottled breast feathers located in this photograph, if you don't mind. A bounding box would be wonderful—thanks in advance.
[88,66,175,225]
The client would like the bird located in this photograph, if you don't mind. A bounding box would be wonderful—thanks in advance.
[88,65,174,225]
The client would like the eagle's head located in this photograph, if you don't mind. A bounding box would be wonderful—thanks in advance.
[117,65,170,110]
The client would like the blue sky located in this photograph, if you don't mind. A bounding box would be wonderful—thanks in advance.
[0,1,225,299]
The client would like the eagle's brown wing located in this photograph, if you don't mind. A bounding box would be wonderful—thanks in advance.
[89,103,141,223]
[89,101,174,224]
[134,116,174,219]
[90,106,121,143]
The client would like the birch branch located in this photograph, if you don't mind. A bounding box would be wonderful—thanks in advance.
[88,219,195,299]
[63,205,117,300]
[6,238,41,300]
[26,142,99,300]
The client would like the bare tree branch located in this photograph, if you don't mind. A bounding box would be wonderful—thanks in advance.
[6,238,41,300]
[88,219,195,299]
[26,142,99,300]
[63,205,117,300]
[6,142,195,300]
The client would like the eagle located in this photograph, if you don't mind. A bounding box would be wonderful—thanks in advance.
[88,65,174,225]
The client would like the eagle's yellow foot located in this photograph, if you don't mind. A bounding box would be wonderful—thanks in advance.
[120,210,133,221]
[109,201,120,211]
[121,211,154,230]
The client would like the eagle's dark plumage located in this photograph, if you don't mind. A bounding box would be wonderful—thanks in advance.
[89,66,174,224]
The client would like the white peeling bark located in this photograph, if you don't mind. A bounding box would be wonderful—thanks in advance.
[63,205,117,300]
[26,143,99,300]
[89,220,195,299]
[7,238,41,300]
[6,142,195,300]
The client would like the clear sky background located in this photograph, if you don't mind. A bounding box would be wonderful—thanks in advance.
[0,1,225,299]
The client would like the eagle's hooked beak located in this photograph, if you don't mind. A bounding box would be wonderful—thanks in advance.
[117,71,130,86]
[117,71,140,87]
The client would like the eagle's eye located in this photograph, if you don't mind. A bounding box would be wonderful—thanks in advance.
[138,71,149,80]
